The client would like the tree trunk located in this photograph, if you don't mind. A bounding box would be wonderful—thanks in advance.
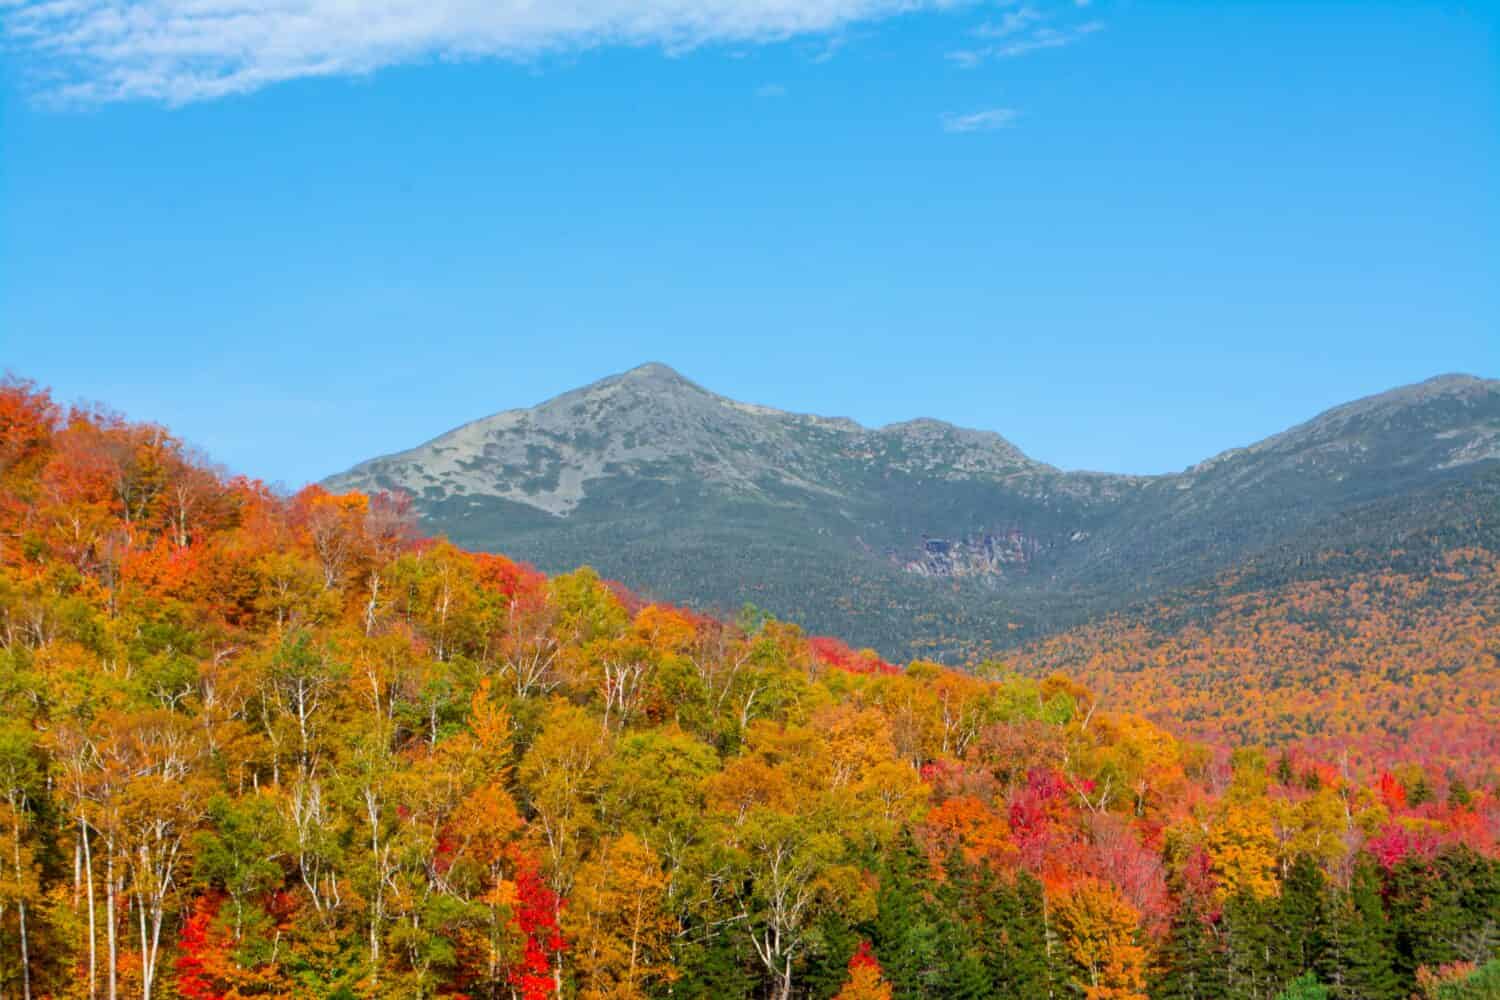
[138,889,152,1000]
[8,797,31,1000]
[82,818,97,1000]
[365,788,382,987]
[105,841,118,1000]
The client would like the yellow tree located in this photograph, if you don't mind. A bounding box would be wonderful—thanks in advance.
[1208,800,1280,901]
[562,833,678,1000]
[1053,879,1149,1000]
[439,687,524,993]
[519,699,613,991]
[1209,749,1281,900]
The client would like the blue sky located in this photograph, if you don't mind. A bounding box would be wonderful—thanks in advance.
[3,0,1496,487]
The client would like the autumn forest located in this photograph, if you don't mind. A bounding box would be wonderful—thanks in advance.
[0,376,1497,1000]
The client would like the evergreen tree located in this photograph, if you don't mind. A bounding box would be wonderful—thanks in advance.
[803,912,863,1000]
[1383,848,1500,989]
[1155,888,1228,1000]
[927,850,992,1000]
[1277,854,1330,982]
[976,868,1060,999]
[1439,846,1500,966]
[870,831,940,997]
[673,924,758,1000]
[1318,855,1399,1000]
[1276,971,1329,1000]
[1224,891,1282,1000]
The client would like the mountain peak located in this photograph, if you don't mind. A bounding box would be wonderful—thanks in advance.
[617,362,690,385]
[1421,372,1488,387]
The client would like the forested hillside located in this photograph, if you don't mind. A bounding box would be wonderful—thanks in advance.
[1007,518,1500,760]
[1,376,1497,1000]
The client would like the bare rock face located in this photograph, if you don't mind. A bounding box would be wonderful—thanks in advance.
[899,530,1045,583]
[326,366,1500,658]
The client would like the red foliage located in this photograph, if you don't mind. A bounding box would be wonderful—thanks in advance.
[1377,771,1408,811]
[848,939,881,973]
[1367,823,1439,870]
[473,551,548,601]
[808,636,900,676]
[174,895,226,1000]
[509,867,565,1000]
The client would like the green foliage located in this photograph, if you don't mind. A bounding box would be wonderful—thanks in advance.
[1277,972,1330,1000]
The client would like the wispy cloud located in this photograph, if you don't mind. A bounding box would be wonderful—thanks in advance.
[941,107,1018,132]
[973,5,1043,40]
[2,0,968,104]
[948,12,1103,67]
[755,82,787,98]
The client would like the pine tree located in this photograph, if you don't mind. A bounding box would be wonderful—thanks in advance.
[1275,971,1329,1000]
[1223,891,1281,1000]
[1155,889,1228,1000]
[976,868,1059,999]
[870,831,940,997]
[924,851,990,1000]
[673,923,758,1000]
[1382,847,1500,994]
[1332,856,1400,1000]
[803,912,862,1000]
[1277,854,1330,983]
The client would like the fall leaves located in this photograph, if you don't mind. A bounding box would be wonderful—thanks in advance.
[0,376,1497,999]
[1008,546,1500,772]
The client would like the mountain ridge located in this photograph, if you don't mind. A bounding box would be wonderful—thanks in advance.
[325,366,1500,658]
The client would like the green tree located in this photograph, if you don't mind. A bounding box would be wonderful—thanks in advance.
[1155,888,1227,1000]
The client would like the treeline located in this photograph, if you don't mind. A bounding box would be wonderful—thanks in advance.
[0,376,1496,1000]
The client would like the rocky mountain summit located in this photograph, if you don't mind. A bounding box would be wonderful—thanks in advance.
[327,366,1500,658]
[327,363,1112,513]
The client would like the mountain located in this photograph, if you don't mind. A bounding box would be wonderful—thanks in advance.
[325,366,1500,659]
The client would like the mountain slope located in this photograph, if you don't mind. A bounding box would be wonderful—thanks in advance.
[326,366,1500,658]
[1008,466,1500,758]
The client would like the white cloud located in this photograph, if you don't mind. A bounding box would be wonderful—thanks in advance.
[947,17,1101,66]
[994,20,1102,56]
[755,82,787,97]
[3,0,965,104]
[973,5,1040,39]
[941,107,1017,132]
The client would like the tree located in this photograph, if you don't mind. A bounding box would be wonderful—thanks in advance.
[727,808,859,1000]
[869,831,940,997]
[519,700,612,905]
[1054,880,1149,1000]
[509,866,564,1000]
[563,833,678,1000]
[833,942,894,1000]
[1155,888,1227,1000]
[0,724,41,1000]
[1276,854,1330,982]
[191,794,286,947]
[1318,856,1399,1000]
[1276,972,1329,1000]
[1210,799,1280,902]
[104,709,210,1000]
[978,868,1059,999]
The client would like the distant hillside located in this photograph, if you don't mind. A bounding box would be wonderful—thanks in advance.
[1006,467,1500,761]
[327,365,1500,659]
